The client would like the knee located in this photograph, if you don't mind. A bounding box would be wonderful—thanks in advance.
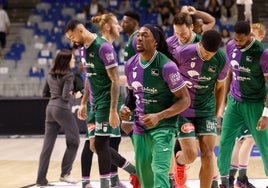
[67,137,80,149]
[182,149,198,163]
[200,150,214,162]
[94,136,109,152]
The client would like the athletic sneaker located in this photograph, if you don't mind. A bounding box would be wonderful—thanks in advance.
[82,180,93,188]
[173,152,187,187]
[111,181,127,188]
[234,176,256,188]
[229,175,235,188]
[129,174,141,188]
[59,175,78,184]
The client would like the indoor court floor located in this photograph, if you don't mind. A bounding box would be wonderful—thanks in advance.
[0,135,267,188]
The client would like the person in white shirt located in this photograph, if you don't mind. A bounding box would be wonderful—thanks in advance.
[0,3,10,56]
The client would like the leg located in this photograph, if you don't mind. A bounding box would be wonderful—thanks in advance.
[132,134,154,188]
[229,138,242,186]
[217,96,249,187]
[151,129,175,188]
[95,135,111,175]
[81,139,94,179]
[242,102,268,176]
[57,109,80,178]
[238,136,255,169]
[198,135,217,188]
[36,107,60,185]
[174,117,198,187]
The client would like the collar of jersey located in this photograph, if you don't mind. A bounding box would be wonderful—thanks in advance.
[139,50,158,69]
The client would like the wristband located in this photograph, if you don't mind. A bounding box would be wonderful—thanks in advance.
[262,107,268,117]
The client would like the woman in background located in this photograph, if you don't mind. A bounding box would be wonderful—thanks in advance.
[36,49,80,187]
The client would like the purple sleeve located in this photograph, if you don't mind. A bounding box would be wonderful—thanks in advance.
[162,61,185,92]
[172,45,183,67]
[218,61,229,81]
[217,51,229,81]
[260,48,268,75]
[99,42,118,69]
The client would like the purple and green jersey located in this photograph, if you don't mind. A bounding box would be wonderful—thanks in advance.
[166,33,202,56]
[227,39,268,103]
[174,43,228,117]
[79,36,118,110]
[123,30,138,62]
[125,51,186,134]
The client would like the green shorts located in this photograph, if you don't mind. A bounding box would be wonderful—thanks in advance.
[86,107,120,137]
[177,116,217,139]
[236,126,252,141]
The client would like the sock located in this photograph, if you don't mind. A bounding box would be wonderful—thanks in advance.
[82,180,90,188]
[220,176,229,187]
[110,173,119,187]
[169,173,175,188]
[238,165,247,179]
[100,177,110,188]
[229,165,238,177]
[122,161,136,175]
[211,176,218,188]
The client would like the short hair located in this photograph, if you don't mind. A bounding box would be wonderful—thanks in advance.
[65,19,82,32]
[234,21,251,35]
[173,12,193,26]
[201,30,222,52]
[124,11,140,23]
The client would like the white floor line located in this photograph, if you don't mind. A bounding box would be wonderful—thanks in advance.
[26,179,268,188]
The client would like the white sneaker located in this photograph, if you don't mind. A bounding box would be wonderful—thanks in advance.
[59,175,78,184]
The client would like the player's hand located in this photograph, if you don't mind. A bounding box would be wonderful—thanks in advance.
[119,105,131,121]
[109,110,120,129]
[77,104,87,120]
[141,113,160,128]
[74,91,83,99]
[257,116,268,131]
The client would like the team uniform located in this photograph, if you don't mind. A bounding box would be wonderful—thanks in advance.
[217,39,268,176]
[173,43,228,138]
[122,30,138,128]
[166,33,201,56]
[79,37,121,136]
[123,30,138,62]
[125,51,186,187]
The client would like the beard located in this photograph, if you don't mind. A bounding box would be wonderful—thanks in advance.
[136,48,144,53]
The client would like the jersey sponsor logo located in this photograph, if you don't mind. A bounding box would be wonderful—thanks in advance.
[208,66,216,73]
[95,122,109,132]
[246,56,253,62]
[206,120,217,131]
[190,61,195,68]
[181,122,195,133]
[89,52,95,57]
[187,70,199,78]
[143,86,157,94]
[132,66,138,79]
[87,123,95,132]
[169,72,182,85]
[105,52,115,62]
[86,72,97,77]
[231,60,251,73]
[151,69,159,76]
[131,81,143,91]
